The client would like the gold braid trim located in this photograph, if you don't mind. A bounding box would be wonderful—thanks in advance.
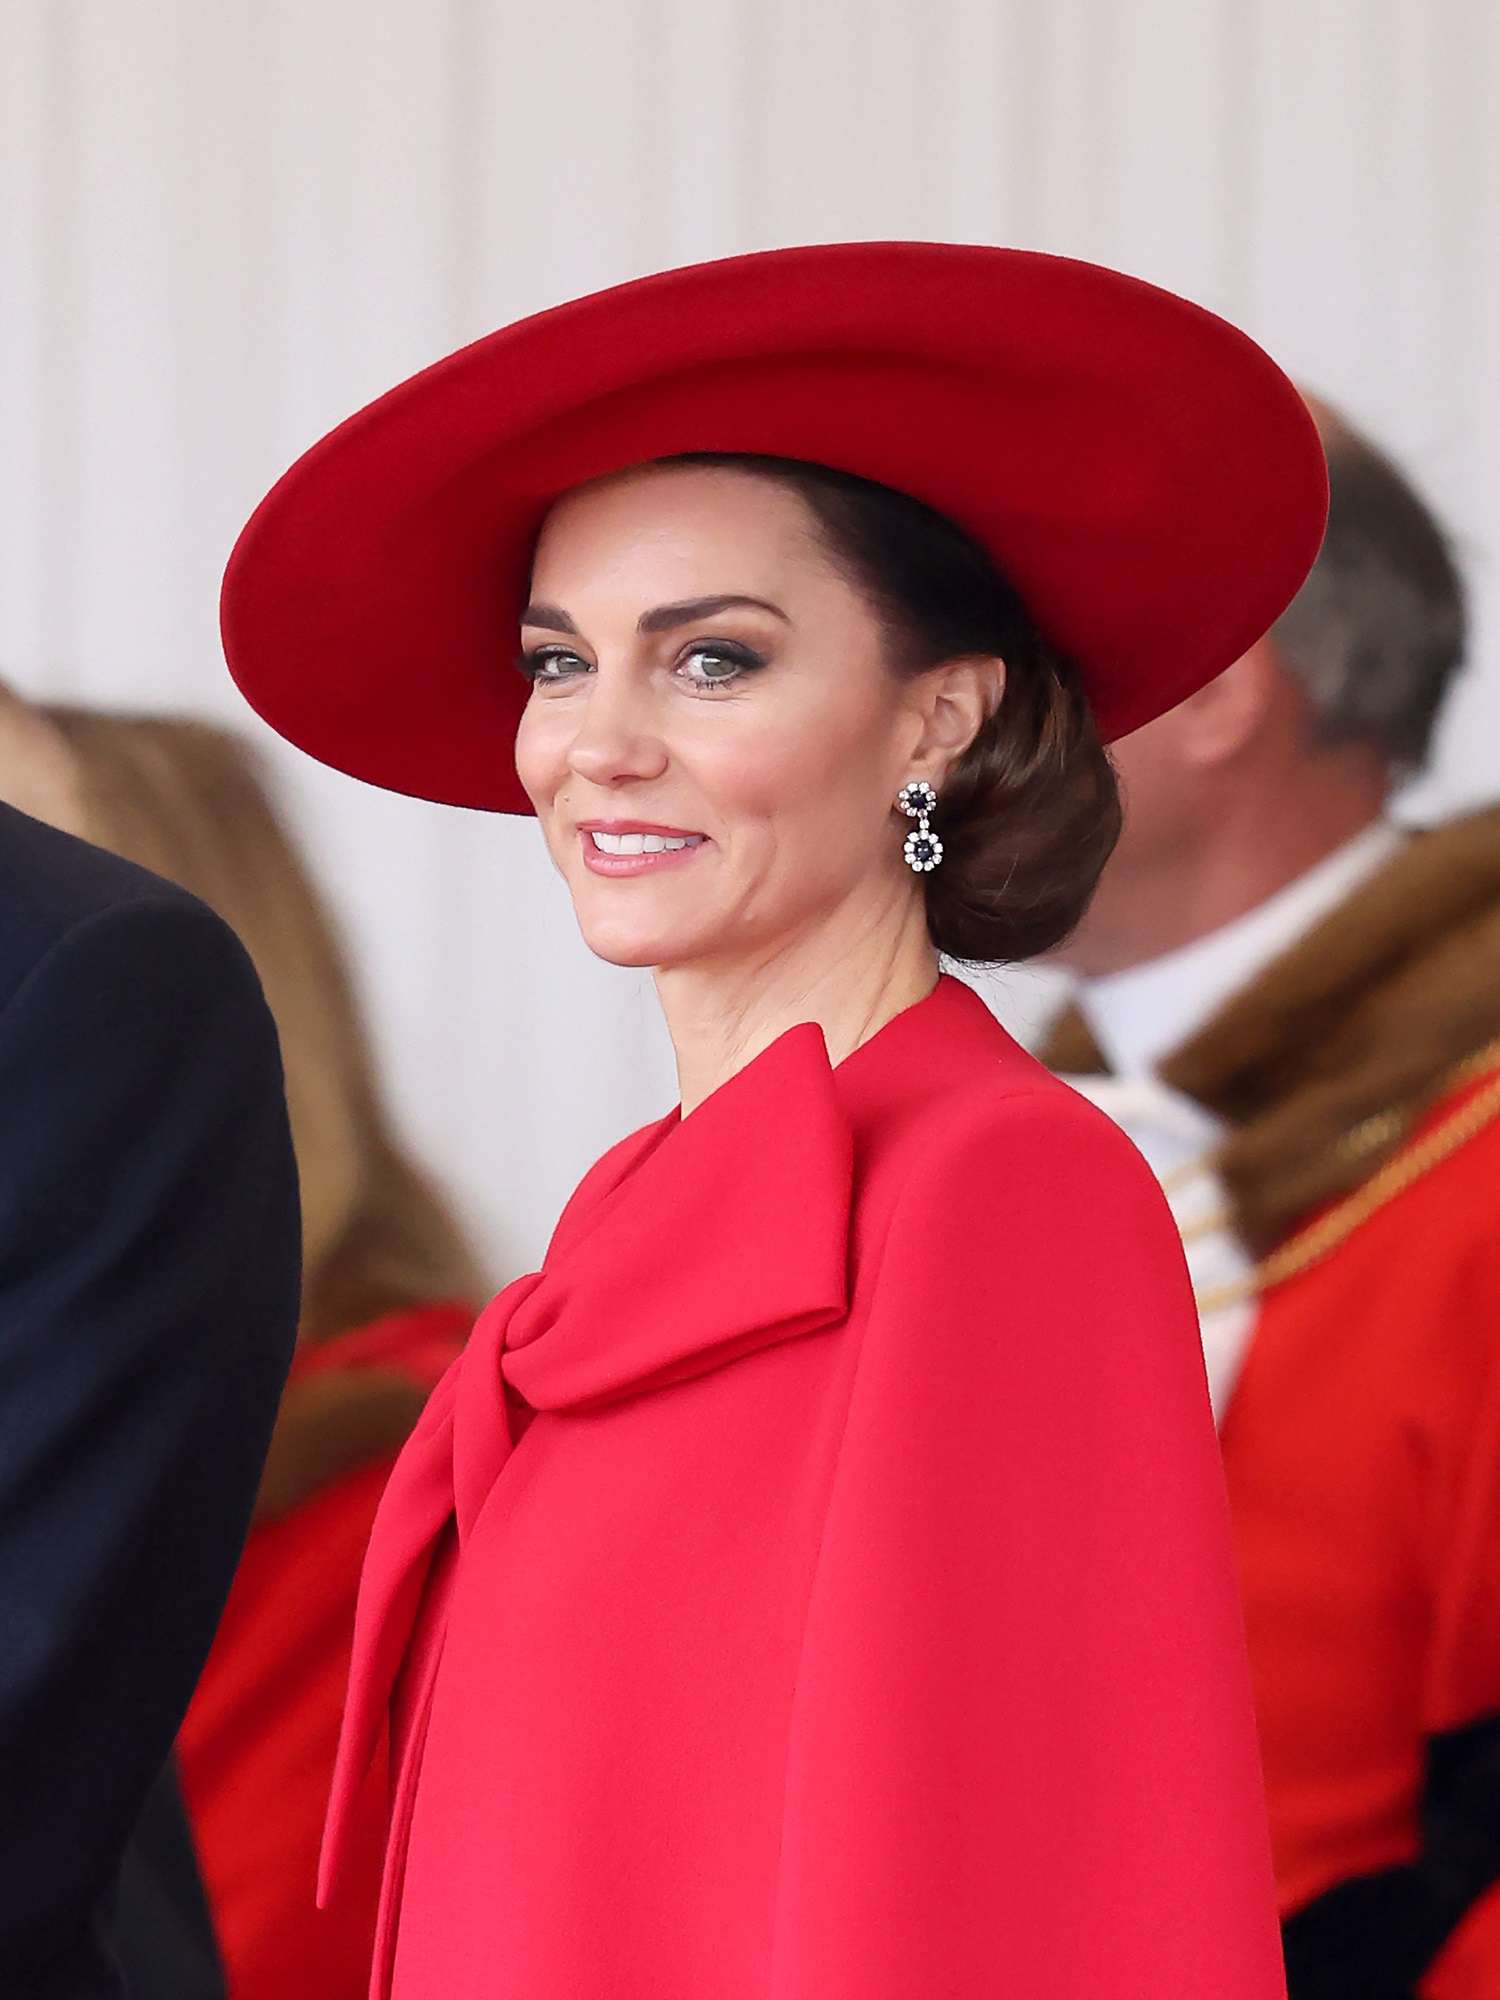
[1194,1037,1500,1316]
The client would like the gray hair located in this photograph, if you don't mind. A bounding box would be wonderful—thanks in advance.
[1272,405,1467,774]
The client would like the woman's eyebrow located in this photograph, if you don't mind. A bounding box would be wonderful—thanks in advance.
[637,595,790,632]
[520,595,790,636]
[520,603,580,634]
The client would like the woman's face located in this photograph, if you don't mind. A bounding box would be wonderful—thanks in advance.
[514,463,935,972]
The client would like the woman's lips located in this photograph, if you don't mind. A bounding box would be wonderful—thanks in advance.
[578,825,709,877]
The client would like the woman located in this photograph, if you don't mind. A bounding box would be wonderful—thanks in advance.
[221,243,1327,1997]
[8,708,483,1997]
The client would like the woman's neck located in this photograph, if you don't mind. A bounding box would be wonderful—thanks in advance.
[656,901,939,1117]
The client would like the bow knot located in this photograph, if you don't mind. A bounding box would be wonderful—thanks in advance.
[320,1020,855,1909]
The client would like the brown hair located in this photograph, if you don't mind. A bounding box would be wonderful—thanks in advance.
[32,707,483,1339]
[669,455,1122,963]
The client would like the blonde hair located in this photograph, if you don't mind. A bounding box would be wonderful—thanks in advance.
[17,704,482,1338]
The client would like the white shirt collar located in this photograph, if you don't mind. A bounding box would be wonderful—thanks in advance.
[1077,819,1406,1079]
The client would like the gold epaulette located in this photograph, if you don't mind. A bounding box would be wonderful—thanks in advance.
[1194,1036,1500,1315]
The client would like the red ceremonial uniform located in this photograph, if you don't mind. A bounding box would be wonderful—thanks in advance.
[1222,1065,1500,1996]
[321,978,1285,1999]
[1044,804,1500,1996]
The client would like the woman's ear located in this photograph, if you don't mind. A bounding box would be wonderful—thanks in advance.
[911,654,1005,782]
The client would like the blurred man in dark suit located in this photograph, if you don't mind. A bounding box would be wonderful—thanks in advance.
[0,698,300,1997]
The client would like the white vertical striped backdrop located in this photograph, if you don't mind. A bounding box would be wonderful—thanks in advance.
[3,0,1498,1275]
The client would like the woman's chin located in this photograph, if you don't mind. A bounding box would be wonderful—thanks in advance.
[580,935,663,970]
[573,911,703,971]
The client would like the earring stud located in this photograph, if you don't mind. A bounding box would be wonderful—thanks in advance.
[897,779,943,873]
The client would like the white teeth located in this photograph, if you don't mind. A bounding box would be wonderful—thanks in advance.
[589,831,698,855]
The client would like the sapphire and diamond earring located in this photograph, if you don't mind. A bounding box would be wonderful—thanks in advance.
[897,779,943,873]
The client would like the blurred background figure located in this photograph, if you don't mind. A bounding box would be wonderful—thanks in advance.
[0,703,483,1999]
[1045,406,1500,1997]
[0,687,299,1999]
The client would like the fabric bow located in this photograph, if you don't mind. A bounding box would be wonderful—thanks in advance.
[319,1021,856,1909]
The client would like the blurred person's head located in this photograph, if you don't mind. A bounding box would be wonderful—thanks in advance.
[0,699,480,1335]
[1056,400,1468,976]
[0,681,88,829]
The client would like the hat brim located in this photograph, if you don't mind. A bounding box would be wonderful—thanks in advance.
[221,242,1328,812]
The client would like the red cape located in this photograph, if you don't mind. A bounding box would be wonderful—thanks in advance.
[326,978,1285,1997]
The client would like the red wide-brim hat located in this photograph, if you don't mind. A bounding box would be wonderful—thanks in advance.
[222,241,1327,813]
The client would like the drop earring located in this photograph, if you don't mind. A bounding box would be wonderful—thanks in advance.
[897,779,943,873]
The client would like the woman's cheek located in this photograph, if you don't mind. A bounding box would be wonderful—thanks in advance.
[513,708,561,811]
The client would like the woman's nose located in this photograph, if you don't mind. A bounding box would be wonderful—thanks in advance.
[563,672,669,788]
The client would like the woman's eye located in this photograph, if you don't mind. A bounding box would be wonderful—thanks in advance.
[518,647,590,685]
[678,644,761,691]
[516,641,764,692]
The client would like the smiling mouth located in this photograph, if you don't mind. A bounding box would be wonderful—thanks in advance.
[577,825,708,876]
[588,830,702,855]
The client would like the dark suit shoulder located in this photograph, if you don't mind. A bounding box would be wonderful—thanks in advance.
[0,809,296,1998]
[0,798,232,1010]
